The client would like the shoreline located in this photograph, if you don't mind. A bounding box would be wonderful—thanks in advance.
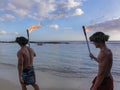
[0,64,120,90]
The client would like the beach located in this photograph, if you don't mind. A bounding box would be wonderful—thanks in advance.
[0,63,91,90]
[0,64,120,90]
[0,42,120,90]
[1,0,120,89]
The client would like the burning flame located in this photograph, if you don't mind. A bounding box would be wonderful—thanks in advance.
[85,26,90,32]
[28,24,41,33]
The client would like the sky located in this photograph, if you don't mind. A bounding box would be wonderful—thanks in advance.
[0,0,120,41]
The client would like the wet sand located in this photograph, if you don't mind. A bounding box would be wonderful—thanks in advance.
[0,64,119,90]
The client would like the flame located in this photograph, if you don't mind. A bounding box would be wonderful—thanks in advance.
[85,26,90,32]
[28,24,41,33]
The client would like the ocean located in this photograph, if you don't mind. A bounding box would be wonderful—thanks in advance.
[0,41,120,78]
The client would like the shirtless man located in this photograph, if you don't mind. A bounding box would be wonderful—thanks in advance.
[16,36,40,90]
[89,32,113,90]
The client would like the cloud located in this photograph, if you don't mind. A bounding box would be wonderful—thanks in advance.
[0,14,15,21]
[49,24,59,30]
[87,18,120,40]
[0,30,19,35]
[62,27,72,32]
[49,0,83,19]
[72,8,84,16]
[48,24,73,32]
[6,2,30,17]
[65,0,82,9]
[0,0,84,21]
[0,31,7,34]
[11,32,19,35]
[88,18,120,33]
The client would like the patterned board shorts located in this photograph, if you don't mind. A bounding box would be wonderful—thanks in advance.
[22,66,36,85]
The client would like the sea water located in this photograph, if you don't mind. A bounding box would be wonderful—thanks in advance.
[0,41,120,78]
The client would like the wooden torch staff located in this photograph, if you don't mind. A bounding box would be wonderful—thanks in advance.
[27,29,30,47]
[82,26,91,54]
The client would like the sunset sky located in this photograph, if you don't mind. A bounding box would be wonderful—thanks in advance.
[0,0,120,41]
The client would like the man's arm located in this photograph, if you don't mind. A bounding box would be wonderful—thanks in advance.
[89,53,99,62]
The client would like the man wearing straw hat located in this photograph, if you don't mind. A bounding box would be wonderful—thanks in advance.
[89,32,114,90]
[16,36,40,90]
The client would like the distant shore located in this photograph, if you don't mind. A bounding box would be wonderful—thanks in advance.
[0,41,71,46]
[0,40,120,43]
[0,41,70,43]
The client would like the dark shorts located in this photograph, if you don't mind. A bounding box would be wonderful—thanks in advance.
[22,66,36,85]
[90,76,114,90]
